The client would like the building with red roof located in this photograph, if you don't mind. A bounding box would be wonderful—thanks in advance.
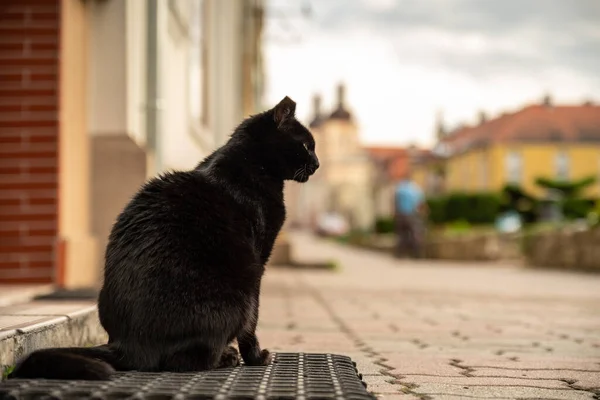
[413,96,600,197]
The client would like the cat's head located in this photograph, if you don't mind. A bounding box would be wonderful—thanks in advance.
[261,96,320,182]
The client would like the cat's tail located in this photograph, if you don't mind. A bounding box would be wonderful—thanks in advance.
[8,344,123,380]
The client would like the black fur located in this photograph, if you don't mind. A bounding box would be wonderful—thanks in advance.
[9,96,319,380]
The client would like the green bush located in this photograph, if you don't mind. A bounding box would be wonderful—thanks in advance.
[535,176,596,197]
[445,193,471,222]
[563,198,595,219]
[425,192,501,225]
[535,176,597,220]
[374,217,395,234]
[470,193,502,224]
[500,184,539,224]
[426,197,447,224]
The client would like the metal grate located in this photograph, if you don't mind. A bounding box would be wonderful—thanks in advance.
[1,353,375,400]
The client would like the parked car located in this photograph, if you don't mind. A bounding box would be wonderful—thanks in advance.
[315,212,350,237]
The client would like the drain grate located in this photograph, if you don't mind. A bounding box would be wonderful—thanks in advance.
[1,353,375,399]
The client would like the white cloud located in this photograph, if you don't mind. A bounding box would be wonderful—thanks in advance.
[264,0,600,147]
[361,0,396,12]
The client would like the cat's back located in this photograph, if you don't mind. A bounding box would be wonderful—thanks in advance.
[111,170,242,241]
[106,169,257,269]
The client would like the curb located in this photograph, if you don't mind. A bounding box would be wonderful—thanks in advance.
[0,302,107,374]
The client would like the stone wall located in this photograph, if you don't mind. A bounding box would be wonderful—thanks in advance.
[424,233,522,261]
[523,228,600,271]
[355,233,522,262]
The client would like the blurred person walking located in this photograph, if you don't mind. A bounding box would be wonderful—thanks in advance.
[393,173,426,258]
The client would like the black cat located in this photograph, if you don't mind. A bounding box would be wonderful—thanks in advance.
[9,96,319,380]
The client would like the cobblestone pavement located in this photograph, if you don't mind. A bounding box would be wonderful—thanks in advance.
[257,232,600,400]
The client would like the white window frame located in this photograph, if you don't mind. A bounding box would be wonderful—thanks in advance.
[505,150,522,185]
[555,150,570,181]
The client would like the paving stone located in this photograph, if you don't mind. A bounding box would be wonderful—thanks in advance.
[410,383,595,399]
[470,368,600,390]
[364,375,396,386]
[455,355,600,371]
[352,355,386,375]
[397,374,571,389]
[367,382,406,394]
[382,355,465,377]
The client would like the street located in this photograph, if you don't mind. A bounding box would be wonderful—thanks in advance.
[258,232,600,399]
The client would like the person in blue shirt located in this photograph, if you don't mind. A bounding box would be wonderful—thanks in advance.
[394,173,426,258]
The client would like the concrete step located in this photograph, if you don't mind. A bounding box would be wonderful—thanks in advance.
[0,285,55,308]
[0,300,107,376]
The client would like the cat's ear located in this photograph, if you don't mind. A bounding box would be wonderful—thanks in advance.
[273,96,296,127]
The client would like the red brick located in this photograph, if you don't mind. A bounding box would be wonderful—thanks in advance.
[1,1,59,8]
[0,213,55,222]
[0,142,58,155]
[31,42,58,51]
[0,204,56,217]
[0,104,22,112]
[0,274,53,284]
[0,235,55,247]
[0,119,56,128]
[0,244,53,253]
[0,89,55,97]
[0,250,53,263]
[0,25,58,35]
[29,229,56,237]
[0,74,58,85]
[0,43,23,52]
[0,151,55,159]
[0,57,57,67]
[28,197,55,205]
[0,142,58,154]
[0,198,21,206]
[0,130,58,142]
[0,165,56,174]
[0,262,21,269]
[0,171,57,181]
[0,188,57,200]
[0,182,56,190]
[0,230,21,238]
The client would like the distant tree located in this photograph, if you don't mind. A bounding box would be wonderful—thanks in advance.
[535,176,596,198]
[535,176,597,220]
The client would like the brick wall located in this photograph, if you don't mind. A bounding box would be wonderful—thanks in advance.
[0,0,60,283]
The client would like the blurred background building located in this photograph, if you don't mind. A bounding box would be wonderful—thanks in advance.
[0,0,265,287]
[286,84,374,232]
[413,97,600,198]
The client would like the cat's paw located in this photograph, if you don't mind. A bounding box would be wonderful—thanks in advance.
[244,349,272,366]
[258,349,273,365]
[218,346,241,368]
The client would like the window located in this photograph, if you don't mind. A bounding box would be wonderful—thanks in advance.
[479,152,488,190]
[187,0,208,126]
[555,150,569,180]
[505,151,522,184]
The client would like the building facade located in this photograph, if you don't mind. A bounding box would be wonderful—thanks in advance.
[0,0,264,286]
[287,84,374,231]
[413,97,600,198]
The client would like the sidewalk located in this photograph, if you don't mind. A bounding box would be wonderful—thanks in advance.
[260,232,600,399]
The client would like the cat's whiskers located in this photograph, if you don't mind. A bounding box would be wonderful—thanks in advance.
[293,167,303,181]
[301,165,309,181]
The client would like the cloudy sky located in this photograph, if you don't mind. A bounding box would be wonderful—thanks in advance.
[263,0,600,146]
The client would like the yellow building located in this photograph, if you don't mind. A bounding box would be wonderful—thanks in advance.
[414,98,600,198]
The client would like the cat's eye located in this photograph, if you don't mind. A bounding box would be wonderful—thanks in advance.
[303,143,309,151]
